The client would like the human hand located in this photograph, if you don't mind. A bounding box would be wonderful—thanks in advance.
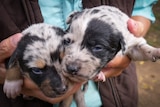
[94,54,130,81]
[0,33,22,63]
[0,64,82,104]
[127,18,144,37]
[127,16,151,37]
[0,33,22,83]
[21,76,82,104]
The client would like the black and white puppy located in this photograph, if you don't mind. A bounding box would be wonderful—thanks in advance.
[3,23,67,99]
[61,5,160,107]
[63,5,160,78]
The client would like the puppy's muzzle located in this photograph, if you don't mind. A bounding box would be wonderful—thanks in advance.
[53,85,67,94]
[66,62,81,75]
[41,79,67,98]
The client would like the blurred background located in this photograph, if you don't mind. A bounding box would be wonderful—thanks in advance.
[136,1,160,107]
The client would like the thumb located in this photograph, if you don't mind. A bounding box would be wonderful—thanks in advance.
[127,18,144,37]
[9,33,23,48]
[0,33,22,63]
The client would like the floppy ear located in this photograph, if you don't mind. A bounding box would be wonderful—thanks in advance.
[66,11,82,24]
[5,49,22,81]
[7,50,19,69]
[119,35,126,54]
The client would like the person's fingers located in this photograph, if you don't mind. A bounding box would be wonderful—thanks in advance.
[102,67,123,78]
[102,55,131,78]
[127,18,144,37]
[0,33,22,63]
[107,55,130,68]
[21,76,82,104]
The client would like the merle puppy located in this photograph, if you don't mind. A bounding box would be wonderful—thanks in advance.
[60,5,160,107]
[3,23,67,99]
[63,5,160,78]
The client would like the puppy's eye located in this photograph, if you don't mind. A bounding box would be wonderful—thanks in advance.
[92,45,104,52]
[31,68,43,75]
[63,38,71,46]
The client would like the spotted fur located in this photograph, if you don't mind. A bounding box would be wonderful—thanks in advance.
[61,5,160,107]
[63,6,160,79]
[3,23,67,98]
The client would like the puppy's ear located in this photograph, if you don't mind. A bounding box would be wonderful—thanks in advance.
[7,50,19,69]
[5,50,22,81]
[119,36,126,54]
[66,11,82,24]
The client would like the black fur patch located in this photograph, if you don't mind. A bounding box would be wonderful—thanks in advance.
[91,9,100,14]
[82,19,124,63]
[53,27,66,37]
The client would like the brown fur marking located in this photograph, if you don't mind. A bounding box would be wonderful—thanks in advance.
[35,59,46,69]
[6,65,22,81]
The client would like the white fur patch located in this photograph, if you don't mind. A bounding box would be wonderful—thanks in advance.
[96,71,106,82]
[3,79,23,99]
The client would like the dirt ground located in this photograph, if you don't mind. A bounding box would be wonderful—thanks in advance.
[136,1,160,107]
[136,61,160,107]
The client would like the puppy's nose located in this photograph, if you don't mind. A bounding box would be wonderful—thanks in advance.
[56,85,67,94]
[66,63,80,74]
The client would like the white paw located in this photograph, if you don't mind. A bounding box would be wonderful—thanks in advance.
[96,71,106,82]
[3,79,23,99]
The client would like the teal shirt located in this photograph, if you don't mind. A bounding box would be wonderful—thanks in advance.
[39,0,82,30]
[132,0,157,22]
[70,81,102,107]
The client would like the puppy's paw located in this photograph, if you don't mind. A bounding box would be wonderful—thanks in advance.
[94,71,106,82]
[151,48,160,62]
[3,79,23,99]
[141,46,160,61]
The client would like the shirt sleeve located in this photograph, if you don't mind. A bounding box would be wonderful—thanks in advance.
[132,0,158,22]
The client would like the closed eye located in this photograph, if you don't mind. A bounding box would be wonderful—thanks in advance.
[92,45,104,52]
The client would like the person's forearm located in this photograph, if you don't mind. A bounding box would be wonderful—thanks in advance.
[130,16,151,37]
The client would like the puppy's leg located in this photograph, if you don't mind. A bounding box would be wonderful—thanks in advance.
[59,95,73,107]
[74,82,88,107]
[127,43,160,61]
[3,63,23,99]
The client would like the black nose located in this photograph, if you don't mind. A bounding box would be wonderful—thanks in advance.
[66,63,80,74]
[55,85,67,94]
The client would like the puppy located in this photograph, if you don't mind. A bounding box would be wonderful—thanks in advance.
[60,5,160,107]
[3,23,67,99]
[3,23,90,107]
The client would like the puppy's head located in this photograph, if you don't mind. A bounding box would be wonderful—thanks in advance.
[62,6,126,82]
[8,23,67,97]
